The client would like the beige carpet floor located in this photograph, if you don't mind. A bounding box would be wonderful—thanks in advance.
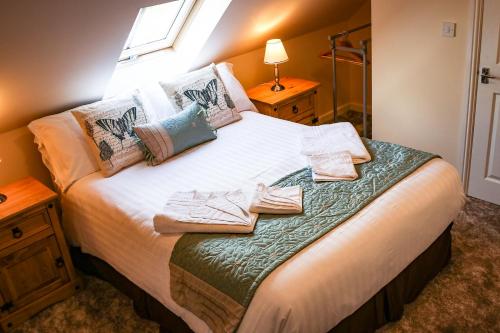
[11,197,500,333]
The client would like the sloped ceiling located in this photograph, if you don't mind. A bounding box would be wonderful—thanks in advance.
[0,0,365,133]
[194,0,366,68]
[0,0,165,132]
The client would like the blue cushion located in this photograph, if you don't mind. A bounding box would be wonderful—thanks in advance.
[134,103,217,165]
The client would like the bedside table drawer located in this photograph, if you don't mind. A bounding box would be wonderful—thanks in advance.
[0,207,52,251]
[291,110,316,125]
[0,177,81,331]
[277,93,314,120]
[0,235,69,317]
[247,77,320,126]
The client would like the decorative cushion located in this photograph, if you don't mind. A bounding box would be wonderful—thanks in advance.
[133,103,217,166]
[72,93,149,176]
[159,64,241,129]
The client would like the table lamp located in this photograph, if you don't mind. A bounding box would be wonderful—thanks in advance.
[264,39,289,92]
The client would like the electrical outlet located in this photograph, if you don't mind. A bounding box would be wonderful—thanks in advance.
[442,22,456,38]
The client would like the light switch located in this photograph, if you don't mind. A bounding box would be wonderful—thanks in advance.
[442,22,456,37]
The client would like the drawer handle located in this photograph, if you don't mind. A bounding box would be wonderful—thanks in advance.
[11,227,23,239]
[55,257,65,268]
[292,105,299,114]
[0,301,13,312]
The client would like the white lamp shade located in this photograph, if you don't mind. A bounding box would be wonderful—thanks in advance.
[264,39,289,64]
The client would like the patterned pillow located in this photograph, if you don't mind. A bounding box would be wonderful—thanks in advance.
[72,93,149,176]
[133,103,217,166]
[159,64,241,129]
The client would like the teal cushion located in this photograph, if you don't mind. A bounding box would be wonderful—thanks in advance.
[134,103,217,165]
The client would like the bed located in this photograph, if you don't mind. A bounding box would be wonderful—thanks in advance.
[57,109,464,332]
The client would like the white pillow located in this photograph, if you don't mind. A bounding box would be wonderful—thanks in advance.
[29,110,99,192]
[139,82,176,120]
[215,62,258,113]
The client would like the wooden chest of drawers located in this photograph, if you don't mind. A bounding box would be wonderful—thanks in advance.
[246,77,320,125]
[0,178,81,331]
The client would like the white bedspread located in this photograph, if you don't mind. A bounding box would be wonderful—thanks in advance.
[62,111,464,333]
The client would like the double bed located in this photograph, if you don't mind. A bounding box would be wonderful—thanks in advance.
[59,111,464,332]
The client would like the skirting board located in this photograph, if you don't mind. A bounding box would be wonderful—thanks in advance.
[318,103,373,125]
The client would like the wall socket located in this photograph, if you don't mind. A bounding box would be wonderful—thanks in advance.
[442,22,456,38]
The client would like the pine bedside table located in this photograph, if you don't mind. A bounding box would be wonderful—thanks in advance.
[0,177,81,331]
[246,77,320,125]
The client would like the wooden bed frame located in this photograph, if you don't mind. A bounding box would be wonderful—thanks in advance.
[70,223,452,333]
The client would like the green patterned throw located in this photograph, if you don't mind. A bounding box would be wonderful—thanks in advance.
[169,139,437,333]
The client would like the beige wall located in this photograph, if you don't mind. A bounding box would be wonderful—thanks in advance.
[225,0,371,120]
[372,0,473,171]
[0,127,51,187]
[346,1,372,108]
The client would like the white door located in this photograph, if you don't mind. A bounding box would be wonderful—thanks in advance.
[468,0,500,205]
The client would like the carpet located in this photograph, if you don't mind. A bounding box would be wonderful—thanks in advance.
[12,197,500,333]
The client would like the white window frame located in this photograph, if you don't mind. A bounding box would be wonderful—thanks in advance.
[120,0,196,61]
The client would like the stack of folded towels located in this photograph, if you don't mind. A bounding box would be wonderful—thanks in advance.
[154,183,303,234]
[301,122,371,182]
[249,183,302,214]
[307,152,358,182]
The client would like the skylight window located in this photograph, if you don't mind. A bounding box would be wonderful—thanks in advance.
[120,0,196,60]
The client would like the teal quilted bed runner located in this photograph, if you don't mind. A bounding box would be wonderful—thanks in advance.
[169,139,437,333]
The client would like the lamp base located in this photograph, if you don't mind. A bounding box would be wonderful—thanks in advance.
[270,83,285,92]
[0,193,6,204]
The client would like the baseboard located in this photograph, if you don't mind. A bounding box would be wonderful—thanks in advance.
[348,103,372,114]
[318,110,334,124]
[317,103,372,125]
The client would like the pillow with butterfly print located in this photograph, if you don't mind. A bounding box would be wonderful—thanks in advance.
[159,64,242,129]
[72,92,150,177]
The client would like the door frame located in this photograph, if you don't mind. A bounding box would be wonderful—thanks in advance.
[462,0,484,193]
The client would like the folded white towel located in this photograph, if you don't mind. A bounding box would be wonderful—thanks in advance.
[249,183,303,214]
[300,122,371,164]
[154,190,258,234]
[309,151,358,182]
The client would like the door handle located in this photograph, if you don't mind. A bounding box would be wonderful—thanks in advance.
[481,67,499,84]
[11,227,23,239]
[0,301,13,312]
[55,257,65,268]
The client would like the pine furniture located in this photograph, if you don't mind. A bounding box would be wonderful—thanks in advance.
[246,77,320,125]
[0,177,81,331]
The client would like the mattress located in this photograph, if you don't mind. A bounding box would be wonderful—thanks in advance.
[62,111,464,333]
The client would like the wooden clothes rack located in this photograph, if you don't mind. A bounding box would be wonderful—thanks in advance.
[327,23,371,137]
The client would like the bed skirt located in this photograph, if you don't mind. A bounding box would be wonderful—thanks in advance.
[70,223,452,333]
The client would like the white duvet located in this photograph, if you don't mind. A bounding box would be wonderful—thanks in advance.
[62,111,464,333]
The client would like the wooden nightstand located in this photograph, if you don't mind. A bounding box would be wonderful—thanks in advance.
[0,178,81,331]
[247,77,320,125]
